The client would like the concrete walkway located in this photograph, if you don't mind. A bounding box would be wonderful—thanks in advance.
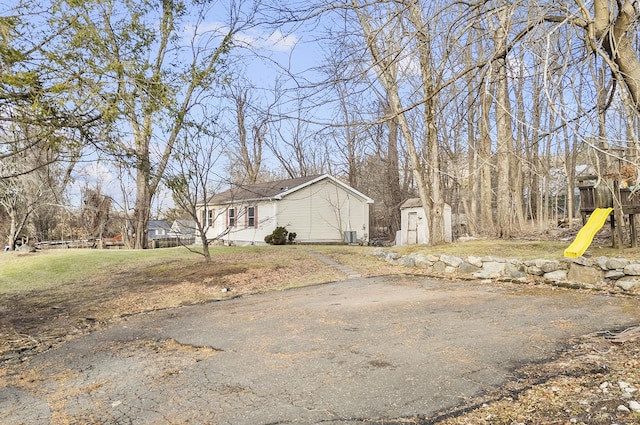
[306,249,362,279]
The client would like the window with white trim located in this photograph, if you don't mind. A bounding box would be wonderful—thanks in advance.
[228,207,236,227]
[247,206,255,227]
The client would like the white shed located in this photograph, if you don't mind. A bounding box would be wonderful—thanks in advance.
[398,198,452,245]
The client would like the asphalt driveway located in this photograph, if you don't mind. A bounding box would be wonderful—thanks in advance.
[2,276,640,424]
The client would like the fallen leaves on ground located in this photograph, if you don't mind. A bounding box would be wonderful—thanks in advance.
[433,334,640,425]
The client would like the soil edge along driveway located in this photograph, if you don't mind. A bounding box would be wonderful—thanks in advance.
[2,276,639,424]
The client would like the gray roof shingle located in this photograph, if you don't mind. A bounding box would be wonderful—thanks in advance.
[400,198,422,209]
[208,175,322,204]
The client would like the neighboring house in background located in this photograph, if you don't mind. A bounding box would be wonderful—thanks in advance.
[170,220,197,244]
[147,220,172,240]
[197,174,374,246]
[170,219,197,237]
[398,198,452,245]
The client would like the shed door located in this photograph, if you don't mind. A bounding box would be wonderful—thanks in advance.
[407,212,418,245]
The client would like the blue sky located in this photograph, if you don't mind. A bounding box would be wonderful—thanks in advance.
[61,0,327,213]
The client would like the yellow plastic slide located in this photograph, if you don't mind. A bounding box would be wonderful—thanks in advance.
[564,207,613,258]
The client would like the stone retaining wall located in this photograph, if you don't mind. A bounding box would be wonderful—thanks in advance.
[372,248,640,294]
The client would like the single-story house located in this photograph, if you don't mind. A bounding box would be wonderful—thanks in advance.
[197,174,374,245]
[148,220,172,240]
[398,198,452,245]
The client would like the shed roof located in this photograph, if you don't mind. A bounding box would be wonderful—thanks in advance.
[400,198,422,209]
[400,198,452,210]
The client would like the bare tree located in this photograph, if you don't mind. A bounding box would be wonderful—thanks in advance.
[382,107,404,236]
[491,3,517,238]
[226,78,282,184]
[0,122,76,249]
[320,53,371,188]
[236,1,640,243]
[359,104,406,238]
[267,95,330,178]
[575,0,640,115]
[53,0,257,249]
[349,0,452,244]
[80,187,112,242]
[164,123,226,262]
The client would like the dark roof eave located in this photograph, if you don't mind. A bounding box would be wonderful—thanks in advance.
[199,196,277,206]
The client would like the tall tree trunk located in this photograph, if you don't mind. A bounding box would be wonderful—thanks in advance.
[591,0,640,112]
[8,209,19,250]
[406,0,445,244]
[529,78,543,226]
[463,27,480,236]
[493,5,516,238]
[386,113,403,235]
[564,125,577,227]
[134,149,152,249]
[479,80,494,234]
[233,88,264,185]
[539,113,553,226]
[353,1,435,245]
[513,58,527,229]
[560,80,581,228]
[495,57,513,238]
[466,97,479,235]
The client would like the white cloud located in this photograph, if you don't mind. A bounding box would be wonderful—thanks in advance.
[233,28,298,52]
[397,52,420,77]
[186,23,298,53]
[78,161,114,186]
[260,29,298,52]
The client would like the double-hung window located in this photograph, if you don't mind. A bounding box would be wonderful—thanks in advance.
[247,206,255,227]
[201,208,214,227]
[228,208,236,227]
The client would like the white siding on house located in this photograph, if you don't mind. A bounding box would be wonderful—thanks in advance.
[277,180,369,243]
[201,201,278,245]
[197,174,372,245]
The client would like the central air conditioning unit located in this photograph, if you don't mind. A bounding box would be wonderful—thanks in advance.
[343,231,357,244]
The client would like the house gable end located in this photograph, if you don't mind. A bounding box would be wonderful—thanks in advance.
[201,174,373,207]
[277,174,374,204]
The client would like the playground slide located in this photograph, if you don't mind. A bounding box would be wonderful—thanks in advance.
[564,207,613,258]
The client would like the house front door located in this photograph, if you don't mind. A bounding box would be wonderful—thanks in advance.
[407,212,418,244]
